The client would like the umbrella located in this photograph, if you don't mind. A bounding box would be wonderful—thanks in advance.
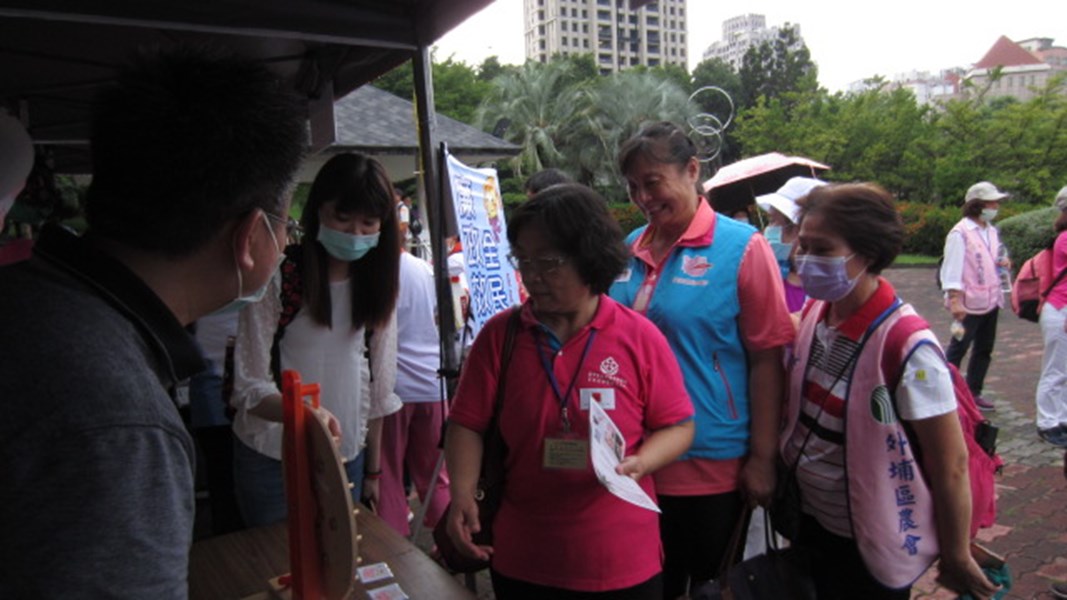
[702,152,830,217]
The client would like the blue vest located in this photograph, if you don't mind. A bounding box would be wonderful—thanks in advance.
[610,215,754,460]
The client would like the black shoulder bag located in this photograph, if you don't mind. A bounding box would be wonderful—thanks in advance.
[433,307,521,573]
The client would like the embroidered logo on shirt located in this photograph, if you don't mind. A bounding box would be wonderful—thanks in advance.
[600,356,619,376]
[681,255,712,277]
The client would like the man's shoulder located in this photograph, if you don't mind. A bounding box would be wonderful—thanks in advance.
[0,260,187,442]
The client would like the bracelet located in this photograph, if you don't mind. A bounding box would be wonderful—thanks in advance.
[364,469,381,481]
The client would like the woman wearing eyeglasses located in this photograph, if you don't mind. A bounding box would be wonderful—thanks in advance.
[231,152,403,526]
[609,122,795,599]
[444,184,695,599]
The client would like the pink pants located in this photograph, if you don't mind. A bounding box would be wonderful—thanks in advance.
[378,402,451,536]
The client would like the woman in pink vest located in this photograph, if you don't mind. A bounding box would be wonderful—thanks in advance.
[939,181,1010,411]
[780,183,998,599]
[1035,185,1067,447]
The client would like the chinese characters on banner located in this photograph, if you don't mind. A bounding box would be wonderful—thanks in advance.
[445,154,523,333]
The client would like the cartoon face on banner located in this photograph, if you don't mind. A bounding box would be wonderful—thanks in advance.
[447,155,523,332]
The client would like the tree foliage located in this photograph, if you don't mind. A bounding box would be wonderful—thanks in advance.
[371,53,489,124]
[738,26,818,109]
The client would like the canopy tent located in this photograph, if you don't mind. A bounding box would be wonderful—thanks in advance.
[0,0,493,379]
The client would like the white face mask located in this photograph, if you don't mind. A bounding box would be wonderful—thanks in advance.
[980,208,998,223]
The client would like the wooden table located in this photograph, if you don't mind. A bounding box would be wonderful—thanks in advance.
[188,506,474,599]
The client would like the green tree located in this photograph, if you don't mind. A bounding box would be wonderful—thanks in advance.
[474,59,590,179]
[370,54,489,124]
[738,25,818,109]
[578,70,690,199]
[477,56,513,82]
[930,73,1067,205]
[690,58,744,164]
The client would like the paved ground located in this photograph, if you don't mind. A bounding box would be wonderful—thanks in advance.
[410,266,1067,599]
[890,266,1067,600]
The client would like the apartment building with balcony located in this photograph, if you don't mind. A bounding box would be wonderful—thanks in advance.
[524,0,687,75]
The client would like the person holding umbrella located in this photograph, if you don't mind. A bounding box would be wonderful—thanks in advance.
[610,121,795,598]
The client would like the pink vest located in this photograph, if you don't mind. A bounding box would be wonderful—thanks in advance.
[948,220,1003,313]
[783,300,939,589]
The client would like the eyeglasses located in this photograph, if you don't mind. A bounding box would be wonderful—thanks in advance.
[506,254,568,274]
[265,212,301,237]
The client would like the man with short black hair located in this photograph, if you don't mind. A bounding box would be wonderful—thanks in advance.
[0,47,307,597]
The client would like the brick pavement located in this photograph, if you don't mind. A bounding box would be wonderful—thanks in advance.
[425,266,1067,599]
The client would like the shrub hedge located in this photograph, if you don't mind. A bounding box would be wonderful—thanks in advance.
[998,206,1058,273]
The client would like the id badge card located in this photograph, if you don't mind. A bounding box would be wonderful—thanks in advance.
[543,433,589,469]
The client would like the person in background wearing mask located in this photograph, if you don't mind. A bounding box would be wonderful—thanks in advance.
[783,183,998,599]
[232,152,403,526]
[0,48,307,597]
[0,111,34,265]
[756,176,827,315]
[938,181,1010,412]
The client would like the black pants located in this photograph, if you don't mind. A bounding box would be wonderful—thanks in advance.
[658,492,743,600]
[795,514,910,599]
[945,308,999,396]
[490,570,662,600]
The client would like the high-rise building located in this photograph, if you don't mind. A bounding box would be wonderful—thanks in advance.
[523,0,688,75]
[701,14,803,72]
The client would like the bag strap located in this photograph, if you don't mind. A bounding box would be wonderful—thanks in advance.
[482,307,523,463]
[786,299,901,474]
[1042,260,1067,298]
[715,504,755,587]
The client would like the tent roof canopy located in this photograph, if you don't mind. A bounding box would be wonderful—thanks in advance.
[0,0,493,171]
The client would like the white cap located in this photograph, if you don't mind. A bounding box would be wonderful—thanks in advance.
[0,112,34,200]
[1054,185,1067,212]
[755,177,827,224]
[964,181,1009,203]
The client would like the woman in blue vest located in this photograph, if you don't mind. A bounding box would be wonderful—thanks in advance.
[609,122,795,598]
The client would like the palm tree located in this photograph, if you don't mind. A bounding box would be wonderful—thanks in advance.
[475,60,589,179]
[574,70,691,194]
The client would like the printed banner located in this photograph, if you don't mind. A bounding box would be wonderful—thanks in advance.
[445,154,523,332]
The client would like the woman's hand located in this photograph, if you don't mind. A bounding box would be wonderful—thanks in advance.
[937,553,1000,600]
[310,405,342,444]
[445,495,493,561]
[361,478,380,512]
[740,454,777,507]
[615,455,647,480]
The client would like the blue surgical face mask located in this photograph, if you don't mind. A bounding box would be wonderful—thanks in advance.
[795,253,864,302]
[980,208,998,223]
[318,225,380,262]
[212,211,284,315]
[764,225,783,244]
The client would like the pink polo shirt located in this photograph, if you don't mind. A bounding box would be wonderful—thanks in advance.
[449,296,694,591]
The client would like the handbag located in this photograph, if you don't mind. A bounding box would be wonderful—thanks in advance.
[692,506,817,600]
[432,307,521,573]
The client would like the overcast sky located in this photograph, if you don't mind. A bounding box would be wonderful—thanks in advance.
[435,0,1067,92]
